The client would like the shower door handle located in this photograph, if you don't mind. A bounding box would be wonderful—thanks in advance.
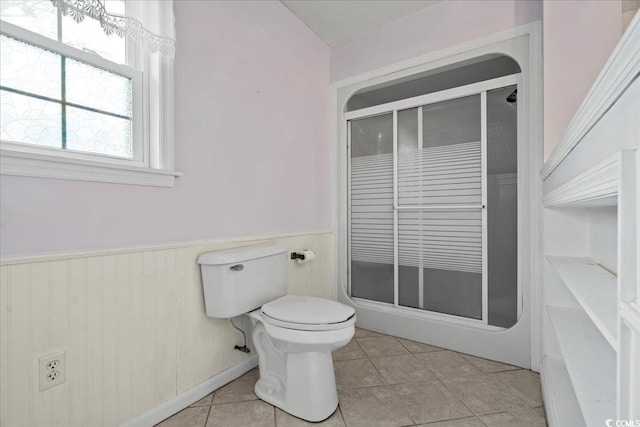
[394,205,484,210]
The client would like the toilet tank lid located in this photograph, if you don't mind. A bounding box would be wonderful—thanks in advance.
[197,244,286,265]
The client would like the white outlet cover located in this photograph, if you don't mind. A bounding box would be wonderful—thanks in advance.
[39,350,66,391]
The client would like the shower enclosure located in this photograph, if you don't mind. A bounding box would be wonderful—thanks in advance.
[346,75,519,329]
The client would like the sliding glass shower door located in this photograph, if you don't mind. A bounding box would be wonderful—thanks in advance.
[347,77,518,327]
[349,113,395,304]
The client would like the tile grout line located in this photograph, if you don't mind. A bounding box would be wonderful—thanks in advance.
[203,401,213,427]
[434,371,536,419]
[430,375,479,424]
[336,405,347,427]
[340,334,454,392]
[353,330,534,426]
[361,338,389,384]
[433,372,494,419]
[458,351,523,374]
[211,396,259,406]
[362,335,423,426]
[486,370,538,410]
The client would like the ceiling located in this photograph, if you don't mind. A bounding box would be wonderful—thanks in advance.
[280,0,444,47]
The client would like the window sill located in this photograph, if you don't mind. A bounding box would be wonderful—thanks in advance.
[0,148,182,187]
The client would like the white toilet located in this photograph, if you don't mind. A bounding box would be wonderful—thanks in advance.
[197,244,356,422]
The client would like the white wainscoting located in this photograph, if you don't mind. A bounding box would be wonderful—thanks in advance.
[0,230,333,427]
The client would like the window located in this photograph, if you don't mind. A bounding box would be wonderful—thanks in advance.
[0,0,179,186]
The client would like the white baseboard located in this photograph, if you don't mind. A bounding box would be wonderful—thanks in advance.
[122,355,259,427]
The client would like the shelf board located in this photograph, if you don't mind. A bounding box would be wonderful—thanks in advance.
[540,357,585,427]
[547,256,617,349]
[547,306,616,426]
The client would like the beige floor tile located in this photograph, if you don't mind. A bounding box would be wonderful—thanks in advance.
[535,406,546,417]
[357,336,409,358]
[334,358,386,390]
[354,327,386,338]
[369,353,434,384]
[275,407,345,426]
[212,368,259,404]
[491,369,543,407]
[155,327,546,427]
[414,350,481,379]
[460,353,520,373]
[206,400,274,427]
[397,338,444,354]
[338,386,414,427]
[333,339,366,361]
[156,406,210,427]
[416,416,485,427]
[441,374,529,415]
[387,380,473,424]
[479,407,547,427]
[190,392,214,407]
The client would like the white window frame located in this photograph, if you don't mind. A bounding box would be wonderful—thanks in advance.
[0,13,181,187]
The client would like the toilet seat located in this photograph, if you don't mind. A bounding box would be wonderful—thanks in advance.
[261,295,356,331]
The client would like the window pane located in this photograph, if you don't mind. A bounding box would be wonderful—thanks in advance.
[61,0,126,64]
[0,0,58,40]
[0,35,61,99]
[66,107,132,158]
[65,58,132,117]
[1,89,61,148]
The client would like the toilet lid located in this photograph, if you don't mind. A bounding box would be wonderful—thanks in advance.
[262,295,355,326]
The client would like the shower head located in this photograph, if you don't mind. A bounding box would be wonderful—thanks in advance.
[506,89,517,103]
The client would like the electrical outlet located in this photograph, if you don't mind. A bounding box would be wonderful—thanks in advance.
[39,351,66,391]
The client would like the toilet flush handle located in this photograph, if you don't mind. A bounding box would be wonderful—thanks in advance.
[230,264,244,271]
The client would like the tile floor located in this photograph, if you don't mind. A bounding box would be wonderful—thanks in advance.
[156,328,547,427]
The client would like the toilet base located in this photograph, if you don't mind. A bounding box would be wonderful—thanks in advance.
[250,316,354,422]
[254,350,339,422]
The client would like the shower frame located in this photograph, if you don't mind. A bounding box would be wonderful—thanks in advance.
[333,25,543,369]
[345,74,521,329]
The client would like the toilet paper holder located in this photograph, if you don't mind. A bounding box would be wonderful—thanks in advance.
[290,251,307,260]
[291,250,316,263]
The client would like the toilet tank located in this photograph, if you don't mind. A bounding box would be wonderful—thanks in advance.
[197,244,287,318]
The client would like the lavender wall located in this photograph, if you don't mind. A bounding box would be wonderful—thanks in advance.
[542,0,621,158]
[330,0,542,83]
[0,1,331,257]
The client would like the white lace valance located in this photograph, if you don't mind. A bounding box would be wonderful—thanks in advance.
[50,0,175,58]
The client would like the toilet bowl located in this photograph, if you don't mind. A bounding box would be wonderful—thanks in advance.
[249,295,355,422]
[197,244,356,422]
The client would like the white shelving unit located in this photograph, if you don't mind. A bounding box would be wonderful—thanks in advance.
[542,151,638,427]
[547,307,616,425]
[546,256,617,348]
[540,357,583,427]
[540,14,639,427]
